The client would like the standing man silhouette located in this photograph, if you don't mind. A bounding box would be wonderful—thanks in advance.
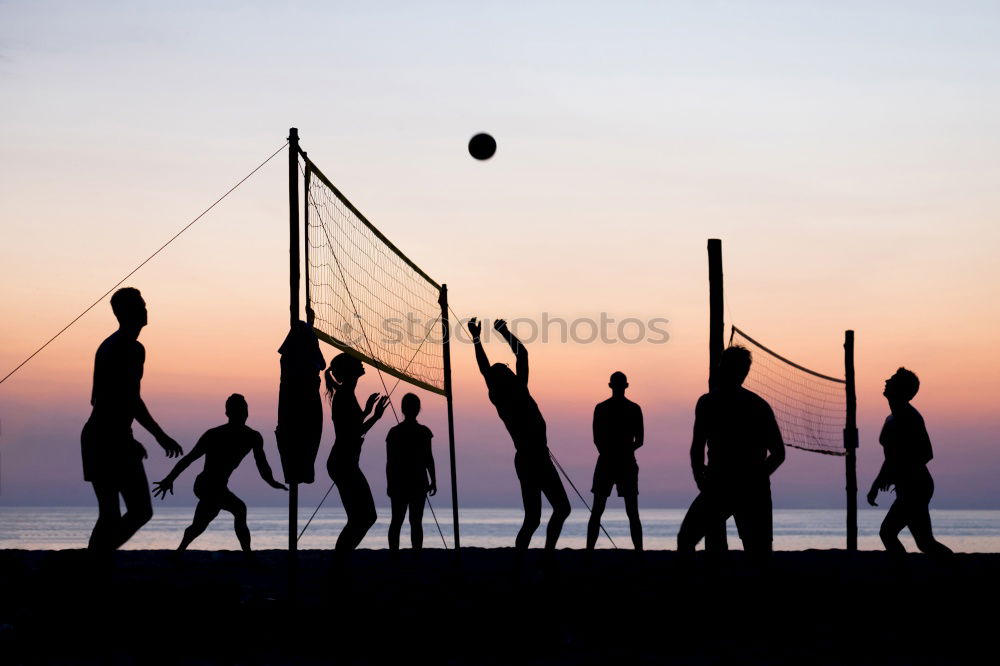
[677,345,785,557]
[152,394,288,553]
[385,393,437,551]
[867,368,953,557]
[81,287,183,552]
[587,371,644,551]
[469,317,570,551]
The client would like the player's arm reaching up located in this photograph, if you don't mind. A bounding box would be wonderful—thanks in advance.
[252,431,289,491]
[152,435,205,499]
[468,318,491,377]
[361,395,390,435]
[494,319,527,383]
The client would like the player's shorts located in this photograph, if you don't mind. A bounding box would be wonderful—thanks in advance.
[81,419,146,483]
[386,476,429,501]
[514,449,562,495]
[591,455,639,497]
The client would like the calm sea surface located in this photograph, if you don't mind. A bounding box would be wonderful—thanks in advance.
[2,506,1000,552]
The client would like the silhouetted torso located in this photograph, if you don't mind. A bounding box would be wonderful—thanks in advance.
[329,390,364,471]
[385,420,432,497]
[593,396,642,460]
[195,423,263,485]
[84,332,146,481]
[879,404,933,488]
[487,380,547,455]
[696,386,781,481]
[89,331,144,431]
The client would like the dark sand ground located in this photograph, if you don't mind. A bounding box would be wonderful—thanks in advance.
[0,548,995,664]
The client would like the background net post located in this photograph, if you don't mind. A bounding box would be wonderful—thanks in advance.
[844,330,859,551]
[706,238,728,551]
[708,239,723,391]
[440,285,460,550]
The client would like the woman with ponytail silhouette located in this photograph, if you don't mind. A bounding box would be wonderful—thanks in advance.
[325,353,390,551]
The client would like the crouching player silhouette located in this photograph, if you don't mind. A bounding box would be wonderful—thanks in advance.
[153,394,287,553]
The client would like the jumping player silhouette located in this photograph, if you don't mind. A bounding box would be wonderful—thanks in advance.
[325,353,390,552]
[82,287,182,552]
[678,345,785,557]
[385,393,437,551]
[152,394,287,553]
[588,371,644,551]
[867,368,953,557]
[469,317,570,551]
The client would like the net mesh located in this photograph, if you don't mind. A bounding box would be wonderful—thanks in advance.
[304,159,445,395]
[730,327,845,456]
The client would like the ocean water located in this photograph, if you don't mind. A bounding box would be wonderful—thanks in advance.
[2,506,1000,552]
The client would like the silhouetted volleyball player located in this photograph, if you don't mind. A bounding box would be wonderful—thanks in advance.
[152,394,287,553]
[588,371,644,551]
[867,368,953,557]
[385,393,437,551]
[677,345,785,556]
[325,353,390,552]
[82,287,182,552]
[469,317,570,550]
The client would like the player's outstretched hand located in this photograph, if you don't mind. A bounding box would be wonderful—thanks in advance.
[152,479,173,500]
[467,317,482,339]
[270,480,289,491]
[157,433,184,458]
[866,487,879,507]
[493,318,509,334]
[372,395,390,419]
[364,392,380,415]
[428,483,437,497]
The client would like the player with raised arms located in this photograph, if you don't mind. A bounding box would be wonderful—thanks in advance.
[325,352,390,552]
[468,317,570,552]
[152,393,287,554]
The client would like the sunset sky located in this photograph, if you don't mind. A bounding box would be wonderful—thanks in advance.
[2,1,999,511]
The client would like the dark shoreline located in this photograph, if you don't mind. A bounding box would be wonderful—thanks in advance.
[1,548,996,664]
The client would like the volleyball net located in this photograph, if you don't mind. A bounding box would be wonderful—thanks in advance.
[302,158,446,396]
[730,326,847,456]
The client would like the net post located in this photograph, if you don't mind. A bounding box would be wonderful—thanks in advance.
[303,154,314,326]
[844,329,859,551]
[706,239,728,551]
[439,284,461,550]
[708,239,723,391]
[287,128,300,594]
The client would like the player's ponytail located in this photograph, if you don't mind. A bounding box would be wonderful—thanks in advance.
[324,366,340,403]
